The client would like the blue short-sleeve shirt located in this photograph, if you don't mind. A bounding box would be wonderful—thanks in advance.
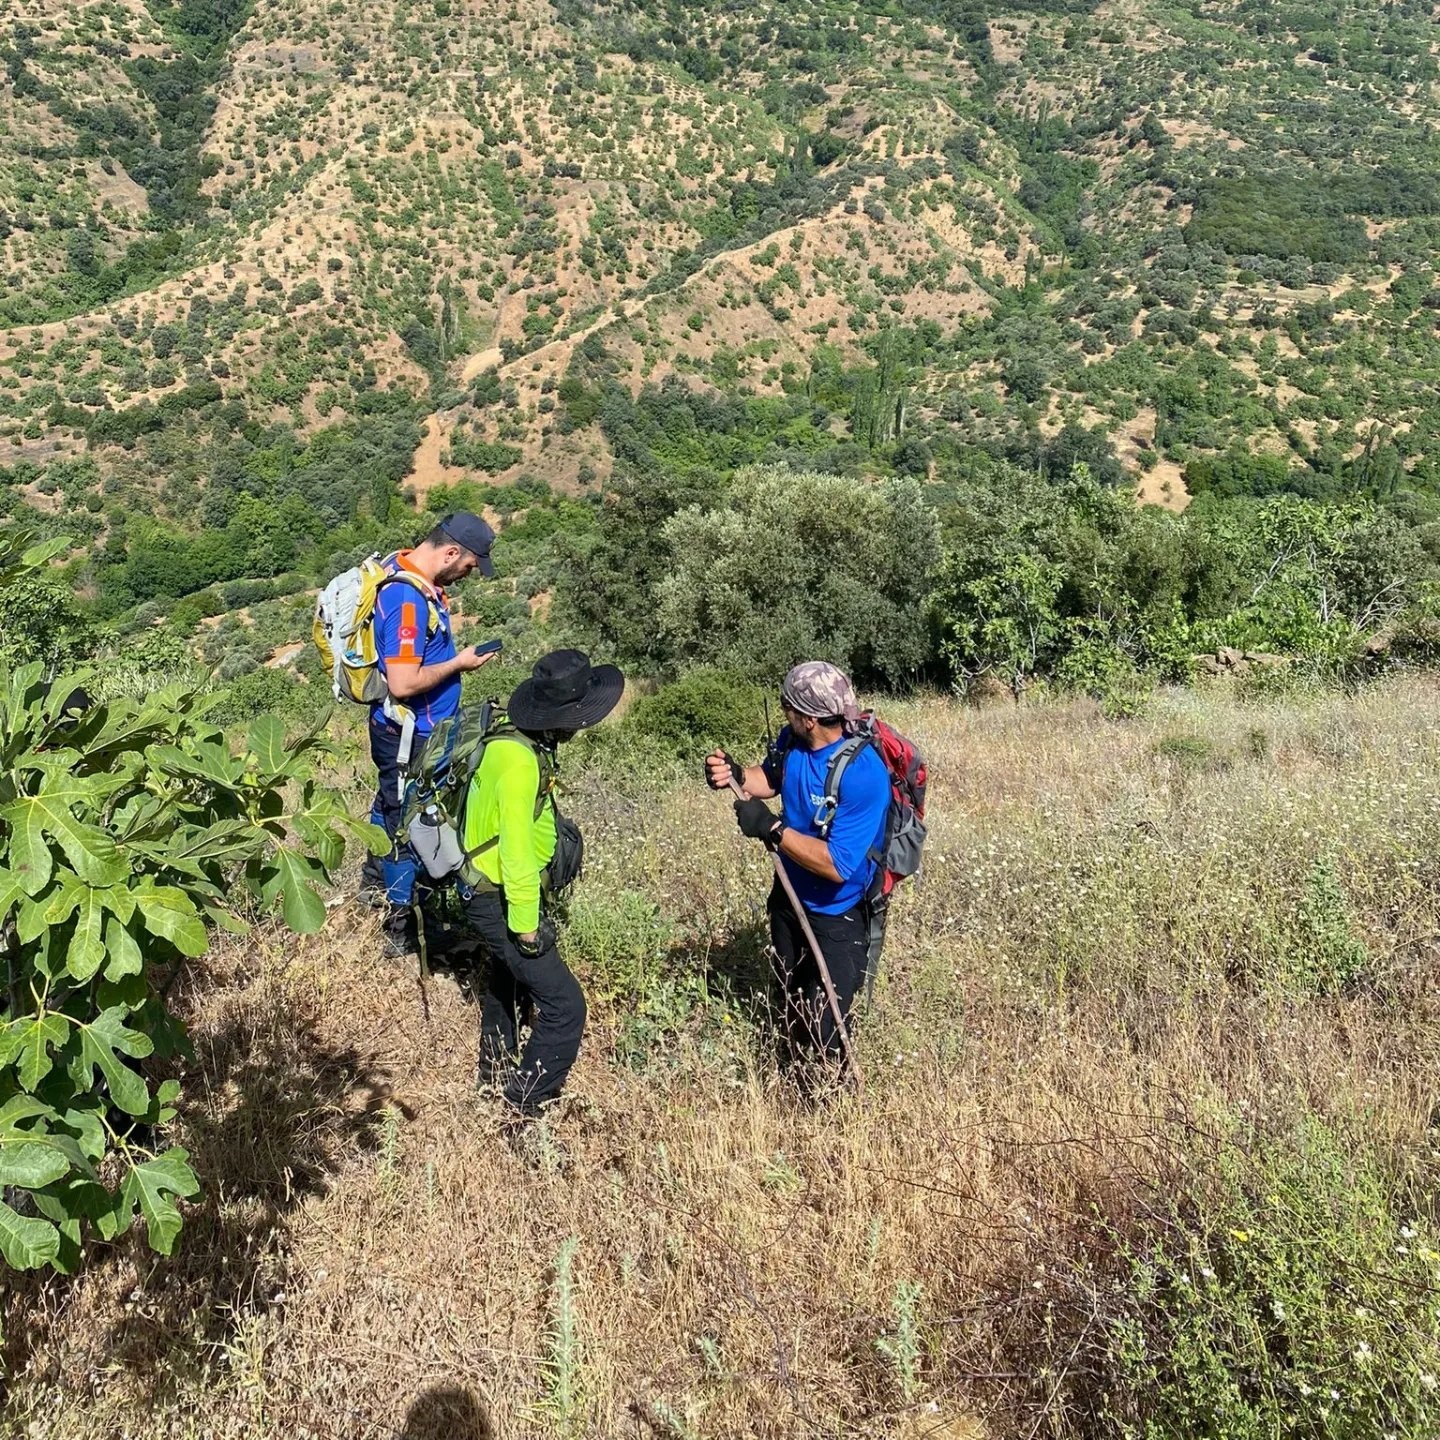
[369,555,459,737]
[775,736,890,915]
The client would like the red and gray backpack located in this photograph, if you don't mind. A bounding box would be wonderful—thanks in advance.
[772,711,928,900]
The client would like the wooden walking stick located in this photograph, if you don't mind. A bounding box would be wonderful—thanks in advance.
[726,776,864,1090]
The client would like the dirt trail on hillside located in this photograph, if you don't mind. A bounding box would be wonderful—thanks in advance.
[407,411,466,503]
[459,346,504,381]
[449,213,846,399]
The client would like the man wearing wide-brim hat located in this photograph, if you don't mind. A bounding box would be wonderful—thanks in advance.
[459,649,623,1115]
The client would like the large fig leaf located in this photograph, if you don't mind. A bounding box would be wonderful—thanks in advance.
[75,1007,153,1117]
[0,1201,59,1270]
[121,1148,200,1256]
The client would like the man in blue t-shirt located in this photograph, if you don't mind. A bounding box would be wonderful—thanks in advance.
[705,660,890,1072]
[363,512,499,953]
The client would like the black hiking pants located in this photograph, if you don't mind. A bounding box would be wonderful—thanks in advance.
[463,889,586,1112]
[767,879,879,1070]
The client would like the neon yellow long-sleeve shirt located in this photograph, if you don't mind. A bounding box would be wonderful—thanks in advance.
[461,734,557,934]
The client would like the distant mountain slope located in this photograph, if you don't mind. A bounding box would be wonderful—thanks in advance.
[3,0,1439,522]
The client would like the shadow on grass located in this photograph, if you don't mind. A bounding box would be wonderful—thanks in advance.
[679,905,775,1004]
[398,1384,494,1440]
[0,960,397,1410]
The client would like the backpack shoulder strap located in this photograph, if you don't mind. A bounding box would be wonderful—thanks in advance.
[459,726,551,870]
[815,735,872,839]
[477,729,556,821]
[377,563,444,636]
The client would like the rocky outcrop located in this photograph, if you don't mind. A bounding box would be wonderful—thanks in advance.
[1195,647,1290,677]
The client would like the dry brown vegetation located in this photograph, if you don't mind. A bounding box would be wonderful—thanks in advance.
[5,681,1440,1437]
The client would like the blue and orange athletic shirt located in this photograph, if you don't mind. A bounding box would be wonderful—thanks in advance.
[369,551,460,737]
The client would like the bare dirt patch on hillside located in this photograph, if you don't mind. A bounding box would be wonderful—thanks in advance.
[407,411,469,505]
[1117,407,1191,511]
[987,16,1035,63]
[1136,457,1190,511]
[1162,118,1246,150]
[89,158,150,215]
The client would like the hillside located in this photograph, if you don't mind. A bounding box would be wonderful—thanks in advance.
[5,680,1440,1436]
[7,8,1440,1433]
[5,0,1440,521]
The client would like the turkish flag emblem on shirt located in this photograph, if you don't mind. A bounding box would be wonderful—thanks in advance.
[398,624,418,641]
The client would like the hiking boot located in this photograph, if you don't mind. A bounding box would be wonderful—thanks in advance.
[380,910,416,960]
[380,931,412,961]
[355,883,388,910]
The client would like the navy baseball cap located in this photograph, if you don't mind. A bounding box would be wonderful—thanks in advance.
[438,511,496,577]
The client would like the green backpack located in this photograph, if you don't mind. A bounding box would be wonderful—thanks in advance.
[399,701,582,894]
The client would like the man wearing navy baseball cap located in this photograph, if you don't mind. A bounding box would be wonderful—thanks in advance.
[363,511,500,953]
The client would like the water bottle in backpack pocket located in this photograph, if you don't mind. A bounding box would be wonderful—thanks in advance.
[409,806,467,881]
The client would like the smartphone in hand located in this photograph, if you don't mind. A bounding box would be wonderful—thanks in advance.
[472,637,504,657]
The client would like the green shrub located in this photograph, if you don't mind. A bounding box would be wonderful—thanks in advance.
[564,889,675,995]
[659,466,940,686]
[562,889,711,1070]
[1281,854,1369,994]
[1154,734,1231,775]
[622,668,769,760]
[208,667,325,729]
[1101,1118,1440,1438]
[1234,662,1322,704]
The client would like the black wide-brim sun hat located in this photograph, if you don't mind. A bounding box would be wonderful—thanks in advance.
[507,649,625,731]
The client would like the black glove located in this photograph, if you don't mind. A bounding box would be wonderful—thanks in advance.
[706,751,745,791]
[513,916,557,958]
[734,796,783,847]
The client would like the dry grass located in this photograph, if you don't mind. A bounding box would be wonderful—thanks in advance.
[5,680,1440,1437]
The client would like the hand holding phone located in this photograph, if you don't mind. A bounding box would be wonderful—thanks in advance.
[459,637,503,672]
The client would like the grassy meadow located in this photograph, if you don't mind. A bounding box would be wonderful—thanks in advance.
[5,677,1440,1439]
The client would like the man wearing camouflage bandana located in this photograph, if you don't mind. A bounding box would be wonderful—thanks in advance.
[705,661,890,1074]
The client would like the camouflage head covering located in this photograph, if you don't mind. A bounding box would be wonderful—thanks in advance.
[781,661,861,726]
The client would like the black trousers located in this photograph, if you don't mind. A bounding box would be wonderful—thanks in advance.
[767,879,872,1067]
[463,889,586,1111]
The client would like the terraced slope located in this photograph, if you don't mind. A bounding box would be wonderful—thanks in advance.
[3,0,1438,525]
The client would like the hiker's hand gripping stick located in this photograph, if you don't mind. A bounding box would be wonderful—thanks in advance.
[720,771,864,1090]
[705,750,746,792]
